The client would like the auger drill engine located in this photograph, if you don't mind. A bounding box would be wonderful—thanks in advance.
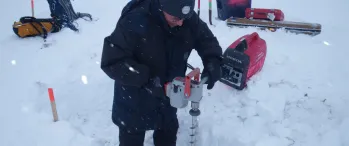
[165,67,207,146]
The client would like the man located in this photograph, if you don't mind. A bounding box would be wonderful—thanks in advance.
[100,0,223,145]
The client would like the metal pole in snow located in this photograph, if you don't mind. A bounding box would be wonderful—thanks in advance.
[197,0,200,16]
[31,0,34,17]
[209,0,212,25]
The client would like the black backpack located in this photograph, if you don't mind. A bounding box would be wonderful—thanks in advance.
[46,0,93,31]
[12,0,93,40]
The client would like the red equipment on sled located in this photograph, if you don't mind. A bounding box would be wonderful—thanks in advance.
[224,6,321,36]
[245,8,284,21]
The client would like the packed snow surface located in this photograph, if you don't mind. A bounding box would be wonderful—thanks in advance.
[1,0,349,146]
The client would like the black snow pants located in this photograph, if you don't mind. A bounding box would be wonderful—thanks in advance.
[118,106,179,146]
[118,119,179,146]
[119,126,178,146]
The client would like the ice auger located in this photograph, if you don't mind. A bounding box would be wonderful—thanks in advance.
[165,66,208,146]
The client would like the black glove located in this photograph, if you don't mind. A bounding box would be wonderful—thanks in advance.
[201,57,222,90]
[143,76,167,98]
[77,12,93,21]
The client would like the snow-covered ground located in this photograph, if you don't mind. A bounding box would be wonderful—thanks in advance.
[1,0,349,145]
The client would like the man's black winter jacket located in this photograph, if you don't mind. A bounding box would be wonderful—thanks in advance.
[101,0,223,131]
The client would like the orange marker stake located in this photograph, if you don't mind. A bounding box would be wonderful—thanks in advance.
[48,88,59,122]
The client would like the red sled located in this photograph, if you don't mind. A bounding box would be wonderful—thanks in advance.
[245,8,284,21]
[219,32,267,90]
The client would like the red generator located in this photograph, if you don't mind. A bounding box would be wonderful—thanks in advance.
[219,32,267,90]
[245,8,284,21]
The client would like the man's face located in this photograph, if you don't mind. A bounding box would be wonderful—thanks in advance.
[163,11,184,27]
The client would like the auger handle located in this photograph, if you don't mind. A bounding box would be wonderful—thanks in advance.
[199,76,209,86]
[184,67,200,98]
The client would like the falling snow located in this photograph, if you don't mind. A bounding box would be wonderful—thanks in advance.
[1,0,349,146]
[323,41,330,46]
[11,60,16,65]
[81,75,88,84]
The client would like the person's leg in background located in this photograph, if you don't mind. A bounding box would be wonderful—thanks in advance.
[119,128,146,146]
